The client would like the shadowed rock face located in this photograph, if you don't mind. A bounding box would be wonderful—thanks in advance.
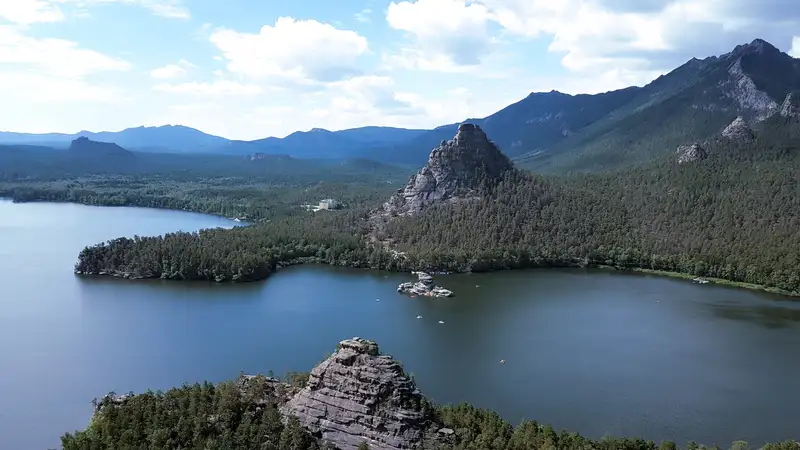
[377,123,513,218]
[280,337,433,450]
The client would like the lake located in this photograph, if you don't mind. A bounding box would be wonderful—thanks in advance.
[1,200,799,449]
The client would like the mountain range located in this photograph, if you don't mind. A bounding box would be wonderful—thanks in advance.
[2,38,797,172]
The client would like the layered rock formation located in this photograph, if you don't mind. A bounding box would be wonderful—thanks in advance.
[780,92,800,118]
[375,123,513,218]
[721,116,756,142]
[281,337,434,450]
[676,143,708,164]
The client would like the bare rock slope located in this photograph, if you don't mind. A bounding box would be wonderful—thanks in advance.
[281,337,436,450]
[375,123,513,218]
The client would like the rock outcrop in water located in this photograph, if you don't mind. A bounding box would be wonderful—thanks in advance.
[374,123,513,218]
[281,337,435,450]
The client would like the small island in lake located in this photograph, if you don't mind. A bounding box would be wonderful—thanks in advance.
[398,271,454,297]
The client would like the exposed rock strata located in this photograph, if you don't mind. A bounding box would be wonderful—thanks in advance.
[281,337,435,450]
[780,93,800,118]
[676,143,708,164]
[721,116,756,142]
[374,123,513,219]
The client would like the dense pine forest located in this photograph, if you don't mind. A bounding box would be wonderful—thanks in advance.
[61,374,800,450]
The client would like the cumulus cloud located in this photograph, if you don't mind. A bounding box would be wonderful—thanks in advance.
[386,0,494,69]
[209,17,369,84]
[791,36,800,58]
[383,0,799,90]
[480,0,800,83]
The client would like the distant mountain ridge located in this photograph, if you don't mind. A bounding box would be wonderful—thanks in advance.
[1,38,797,171]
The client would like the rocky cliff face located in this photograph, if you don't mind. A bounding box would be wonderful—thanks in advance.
[280,337,435,450]
[375,123,513,218]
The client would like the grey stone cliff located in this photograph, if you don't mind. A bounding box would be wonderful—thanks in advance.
[676,143,708,164]
[375,123,513,218]
[780,93,800,118]
[280,337,434,450]
[721,116,756,142]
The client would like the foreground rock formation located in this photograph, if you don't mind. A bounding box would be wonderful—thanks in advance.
[281,337,436,449]
[374,123,513,219]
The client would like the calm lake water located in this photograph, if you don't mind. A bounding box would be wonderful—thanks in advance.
[1,200,799,449]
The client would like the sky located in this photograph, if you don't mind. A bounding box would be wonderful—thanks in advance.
[1,0,799,140]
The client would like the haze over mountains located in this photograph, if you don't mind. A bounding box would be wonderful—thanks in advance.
[2,38,797,172]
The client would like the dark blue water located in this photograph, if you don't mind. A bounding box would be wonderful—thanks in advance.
[1,200,799,449]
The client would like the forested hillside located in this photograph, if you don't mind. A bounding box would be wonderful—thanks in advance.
[71,116,800,294]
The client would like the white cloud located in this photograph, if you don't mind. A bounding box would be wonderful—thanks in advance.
[326,75,421,115]
[209,17,369,84]
[477,0,800,88]
[153,80,264,96]
[386,0,493,69]
[150,64,185,79]
[0,0,64,24]
[0,26,130,78]
[791,36,800,58]
[355,8,372,23]
[149,59,194,79]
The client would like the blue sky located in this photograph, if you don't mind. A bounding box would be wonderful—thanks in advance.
[1,0,798,139]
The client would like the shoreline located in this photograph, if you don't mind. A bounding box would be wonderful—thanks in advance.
[77,259,800,299]
[624,268,799,298]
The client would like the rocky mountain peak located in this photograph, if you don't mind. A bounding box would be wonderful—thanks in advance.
[280,337,434,450]
[730,38,781,57]
[374,124,513,218]
[721,116,756,142]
